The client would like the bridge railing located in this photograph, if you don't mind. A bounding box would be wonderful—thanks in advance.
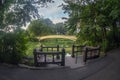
[33,48,65,67]
[72,45,101,63]
[71,45,85,58]
[40,45,59,52]
[71,45,85,63]
[83,46,101,63]
[40,45,60,59]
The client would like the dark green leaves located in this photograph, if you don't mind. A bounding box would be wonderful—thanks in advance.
[63,0,120,51]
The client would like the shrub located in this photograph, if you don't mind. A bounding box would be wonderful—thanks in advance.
[0,29,28,64]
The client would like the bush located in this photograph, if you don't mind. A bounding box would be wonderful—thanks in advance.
[0,29,28,64]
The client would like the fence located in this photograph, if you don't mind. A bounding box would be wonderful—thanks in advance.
[72,45,100,63]
[33,45,65,66]
[40,45,60,59]
[83,46,101,63]
[72,45,85,57]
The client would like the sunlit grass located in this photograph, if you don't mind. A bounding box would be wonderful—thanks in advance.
[26,42,41,57]
[26,38,75,57]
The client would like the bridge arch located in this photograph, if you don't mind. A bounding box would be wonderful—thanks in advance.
[37,35,77,41]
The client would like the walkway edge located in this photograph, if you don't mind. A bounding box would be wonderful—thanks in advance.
[18,64,70,70]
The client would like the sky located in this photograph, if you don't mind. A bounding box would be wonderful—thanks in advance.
[38,0,69,24]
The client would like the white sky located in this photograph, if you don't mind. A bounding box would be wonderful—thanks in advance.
[38,0,69,24]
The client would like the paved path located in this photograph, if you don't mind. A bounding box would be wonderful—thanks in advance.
[65,55,84,68]
[83,48,120,80]
[0,48,120,80]
[42,55,85,69]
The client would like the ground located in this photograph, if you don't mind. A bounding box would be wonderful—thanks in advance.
[0,48,120,80]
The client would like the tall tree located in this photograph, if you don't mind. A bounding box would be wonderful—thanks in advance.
[0,0,54,31]
[63,0,120,51]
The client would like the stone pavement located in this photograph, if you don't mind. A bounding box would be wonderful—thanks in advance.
[65,55,85,69]
[0,48,120,80]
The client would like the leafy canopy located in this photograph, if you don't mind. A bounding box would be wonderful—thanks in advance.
[63,0,120,51]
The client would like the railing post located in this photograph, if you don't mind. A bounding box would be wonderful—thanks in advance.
[61,48,65,66]
[71,45,75,57]
[56,45,60,59]
[40,45,43,51]
[83,47,87,64]
[33,49,38,66]
[98,46,101,57]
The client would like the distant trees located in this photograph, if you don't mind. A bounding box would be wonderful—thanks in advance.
[63,0,120,52]
[27,18,68,39]
[27,19,55,38]
[55,23,67,35]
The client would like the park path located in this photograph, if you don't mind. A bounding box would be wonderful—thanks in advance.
[0,48,120,80]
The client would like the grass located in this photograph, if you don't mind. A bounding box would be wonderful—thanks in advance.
[26,38,75,57]
[26,41,41,57]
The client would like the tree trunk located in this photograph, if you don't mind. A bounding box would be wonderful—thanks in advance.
[112,22,119,47]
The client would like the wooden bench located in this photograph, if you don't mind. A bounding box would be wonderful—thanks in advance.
[33,46,65,67]
[83,46,101,63]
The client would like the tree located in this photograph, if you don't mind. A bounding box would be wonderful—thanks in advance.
[0,0,54,30]
[63,0,120,52]
[0,0,54,64]
[27,19,55,38]
[55,23,67,35]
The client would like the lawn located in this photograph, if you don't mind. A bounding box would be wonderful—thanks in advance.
[26,38,75,57]
[26,41,41,57]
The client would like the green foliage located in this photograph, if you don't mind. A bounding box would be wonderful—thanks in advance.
[26,39,74,57]
[0,29,28,64]
[63,0,120,52]
[55,23,67,35]
[0,0,55,29]
[27,18,68,39]
[0,0,55,64]
[26,41,41,57]
[27,19,55,38]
